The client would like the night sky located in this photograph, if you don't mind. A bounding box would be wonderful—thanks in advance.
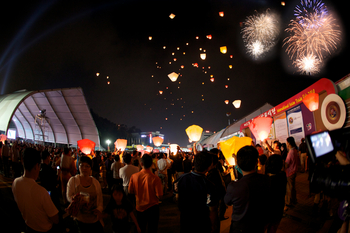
[0,0,349,147]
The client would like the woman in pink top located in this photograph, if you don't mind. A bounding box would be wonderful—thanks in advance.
[285,137,299,207]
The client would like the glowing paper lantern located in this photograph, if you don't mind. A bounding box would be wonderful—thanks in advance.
[148,36,152,40]
[303,93,319,112]
[181,65,184,69]
[169,144,179,155]
[219,11,224,17]
[229,65,233,69]
[169,13,175,19]
[200,53,206,60]
[220,137,252,165]
[159,90,163,94]
[232,100,241,108]
[77,139,96,155]
[168,72,179,82]
[96,73,100,76]
[114,139,127,151]
[193,63,198,67]
[206,35,212,39]
[185,125,203,142]
[281,1,285,6]
[225,100,229,104]
[0,134,7,143]
[220,46,227,54]
[146,146,153,153]
[225,85,228,88]
[249,117,273,141]
[136,145,143,151]
[152,136,164,147]
[210,78,214,82]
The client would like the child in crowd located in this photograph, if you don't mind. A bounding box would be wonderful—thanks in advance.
[104,184,141,233]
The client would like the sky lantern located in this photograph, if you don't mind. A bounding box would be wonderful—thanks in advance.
[193,63,198,67]
[229,65,233,69]
[173,58,177,61]
[169,13,175,19]
[146,146,153,152]
[249,117,273,141]
[181,65,184,69]
[220,137,252,165]
[220,46,227,54]
[225,100,229,104]
[206,35,212,39]
[136,145,143,151]
[230,55,233,58]
[168,72,179,82]
[200,53,206,60]
[152,136,164,147]
[77,139,96,155]
[169,144,179,155]
[196,36,199,39]
[185,125,203,142]
[219,11,224,17]
[148,36,152,40]
[159,90,163,94]
[281,1,286,6]
[163,46,166,49]
[303,93,319,112]
[107,81,110,85]
[115,139,128,151]
[0,134,7,143]
[232,100,241,108]
[210,77,214,82]
[96,73,100,76]
[225,85,228,88]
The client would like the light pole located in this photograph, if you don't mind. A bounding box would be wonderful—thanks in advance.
[106,139,111,152]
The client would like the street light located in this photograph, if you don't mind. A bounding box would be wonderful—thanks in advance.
[106,139,111,152]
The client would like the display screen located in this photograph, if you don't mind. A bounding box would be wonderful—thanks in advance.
[310,131,334,157]
[7,129,16,139]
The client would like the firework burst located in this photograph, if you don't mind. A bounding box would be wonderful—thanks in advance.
[242,10,280,59]
[284,0,341,74]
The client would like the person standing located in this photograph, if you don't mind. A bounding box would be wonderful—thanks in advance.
[12,148,59,232]
[299,138,308,172]
[111,155,124,186]
[66,156,104,233]
[1,140,10,177]
[157,153,171,194]
[285,136,299,207]
[128,154,163,233]
[224,146,270,233]
[119,153,139,196]
[174,151,219,233]
[60,147,75,205]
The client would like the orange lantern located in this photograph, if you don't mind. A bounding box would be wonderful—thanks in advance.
[185,125,203,142]
[200,53,206,60]
[210,78,214,82]
[193,63,198,67]
[169,144,179,155]
[303,93,319,112]
[225,85,228,88]
[114,139,127,151]
[77,139,96,155]
[225,100,229,104]
[206,35,212,39]
[181,65,184,69]
[148,36,152,40]
[168,72,179,82]
[146,146,153,152]
[229,65,233,69]
[249,117,273,141]
[136,145,143,151]
[152,136,164,147]
[159,90,163,94]
[232,100,241,108]
[219,11,224,17]
[169,13,175,19]
[220,46,227,54]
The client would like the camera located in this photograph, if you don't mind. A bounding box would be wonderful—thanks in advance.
[306,127,350,200]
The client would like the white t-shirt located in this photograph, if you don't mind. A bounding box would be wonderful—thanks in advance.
[119,164,139,187]
[12,176,58,232]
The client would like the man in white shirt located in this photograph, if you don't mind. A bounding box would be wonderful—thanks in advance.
[12,148,59,232]
[119,153,139,195]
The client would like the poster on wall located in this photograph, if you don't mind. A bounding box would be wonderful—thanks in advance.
[300,103,316,136]
[286,105,305,145]
[273,112,289,143]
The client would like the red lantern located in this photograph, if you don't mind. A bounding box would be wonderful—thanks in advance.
[225,85,228,88]
[206,35,212,39]
[193,63,198,67]
[159,90,163,94]
[210,78,214,82]
[224,100,229,104]
[249,117,273,141]
[77,139,96,155]
[152,136,164,147]
[219,12,224,17]
[303,93,319,112]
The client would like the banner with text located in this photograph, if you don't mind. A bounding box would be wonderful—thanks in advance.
[273,112,288,143]
[286,105,305,145]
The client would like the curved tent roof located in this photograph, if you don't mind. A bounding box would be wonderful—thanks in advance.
[0,87,100,147]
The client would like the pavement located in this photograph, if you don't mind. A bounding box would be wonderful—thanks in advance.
[0,171,341,233]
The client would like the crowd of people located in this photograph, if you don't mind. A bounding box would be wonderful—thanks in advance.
[0,135,346,233]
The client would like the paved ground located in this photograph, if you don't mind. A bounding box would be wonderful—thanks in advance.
[0,171,341,233]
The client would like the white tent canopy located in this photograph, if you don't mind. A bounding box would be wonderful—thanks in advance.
[0,88,100,147]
